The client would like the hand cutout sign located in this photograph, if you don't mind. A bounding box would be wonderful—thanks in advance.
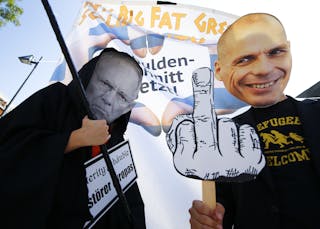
[166,67,265,182]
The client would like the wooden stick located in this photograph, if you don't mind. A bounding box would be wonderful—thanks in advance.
[202,181,216,209]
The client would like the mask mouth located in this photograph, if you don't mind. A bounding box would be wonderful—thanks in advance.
[244,70,285,88]
[90,103,108,118]
[91,103,132,123]
[247,80,276,89]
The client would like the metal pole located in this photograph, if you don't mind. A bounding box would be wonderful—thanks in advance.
[1,57,43,117]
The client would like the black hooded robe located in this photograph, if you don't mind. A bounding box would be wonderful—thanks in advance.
[0,79,146,228]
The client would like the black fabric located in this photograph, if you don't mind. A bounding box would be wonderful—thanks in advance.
[216,96,320,229]
[0,82,84,228]
[0,80,145,228]
[252,98,320,228]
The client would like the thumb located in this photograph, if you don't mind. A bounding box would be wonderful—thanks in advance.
[82,115,89,126]
[166,114,193,154]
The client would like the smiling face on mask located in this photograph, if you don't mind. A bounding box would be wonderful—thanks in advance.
[215,14,292,108]
[85,50,142,123]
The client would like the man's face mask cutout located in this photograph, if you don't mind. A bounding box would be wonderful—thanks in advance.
[85,52,142,123]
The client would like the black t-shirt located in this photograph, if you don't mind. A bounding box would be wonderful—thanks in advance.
[252,98,320,228]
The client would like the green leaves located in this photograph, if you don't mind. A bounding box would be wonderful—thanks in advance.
[0,0,23,27]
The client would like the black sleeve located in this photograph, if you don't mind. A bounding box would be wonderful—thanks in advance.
[216,182,235,229]
[0,84,71,228]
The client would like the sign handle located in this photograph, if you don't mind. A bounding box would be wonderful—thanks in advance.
[202,180,216,209]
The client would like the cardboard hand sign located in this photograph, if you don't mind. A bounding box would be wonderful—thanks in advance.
[166,67,265,182]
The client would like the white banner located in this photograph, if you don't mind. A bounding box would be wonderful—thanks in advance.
[52,1,247,228]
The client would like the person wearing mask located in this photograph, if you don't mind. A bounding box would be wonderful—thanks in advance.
[189,13,320,229]
[0,48,146,228]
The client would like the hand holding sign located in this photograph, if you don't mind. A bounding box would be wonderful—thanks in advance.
[166,67,265,182]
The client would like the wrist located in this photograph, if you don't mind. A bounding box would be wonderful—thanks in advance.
[65,128,87,153]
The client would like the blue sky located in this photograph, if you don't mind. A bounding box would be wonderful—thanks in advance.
[1,0,319,108]
[0,0,83,105]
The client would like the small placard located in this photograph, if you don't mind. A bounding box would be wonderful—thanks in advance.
[84,140,137,228]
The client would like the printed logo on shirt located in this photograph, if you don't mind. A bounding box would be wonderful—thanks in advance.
[260,130,303,149]
[256,116,311,167]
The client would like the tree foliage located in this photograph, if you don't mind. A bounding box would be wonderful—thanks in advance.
[0,0,23,27]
